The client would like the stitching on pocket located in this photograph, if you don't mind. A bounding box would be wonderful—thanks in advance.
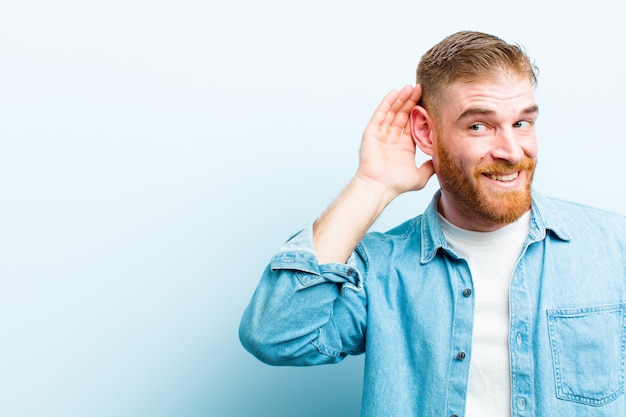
[547,303,626,406]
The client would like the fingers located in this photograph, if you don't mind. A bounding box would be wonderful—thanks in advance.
[367,88,401,128]
[385,85,415,129]
[382,86,422,132]
[410,84,423,107]
[368,85,423,130]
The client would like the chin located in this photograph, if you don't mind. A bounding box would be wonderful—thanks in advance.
[476,187,532,224]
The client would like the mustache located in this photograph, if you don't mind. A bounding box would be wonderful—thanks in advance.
[475,157,535,174]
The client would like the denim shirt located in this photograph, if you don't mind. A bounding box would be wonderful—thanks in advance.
[240,191,626,417]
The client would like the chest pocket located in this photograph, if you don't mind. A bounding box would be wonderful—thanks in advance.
[547,304,626,406]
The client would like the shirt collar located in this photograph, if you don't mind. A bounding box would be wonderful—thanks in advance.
[420,189,571,264]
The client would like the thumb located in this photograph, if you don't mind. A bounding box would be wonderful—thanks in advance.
[414,160,436,190]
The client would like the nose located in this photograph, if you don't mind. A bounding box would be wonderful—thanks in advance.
[491,126,524,163]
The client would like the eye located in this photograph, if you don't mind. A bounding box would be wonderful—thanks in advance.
[468,123,487,132]
[513,120,531,128]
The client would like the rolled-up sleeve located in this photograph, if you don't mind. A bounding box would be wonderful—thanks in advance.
[239,225,367,366]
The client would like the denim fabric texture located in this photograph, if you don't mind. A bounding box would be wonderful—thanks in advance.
[240,190,626,417]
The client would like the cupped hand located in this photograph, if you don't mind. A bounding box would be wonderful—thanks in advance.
[356,85,435,198]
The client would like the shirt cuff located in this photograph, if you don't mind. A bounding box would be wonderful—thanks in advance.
[269,224,362,290]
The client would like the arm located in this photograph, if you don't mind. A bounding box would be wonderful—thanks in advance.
[240,85,435,365]
[239,225,368,366]
[313,85,435,264]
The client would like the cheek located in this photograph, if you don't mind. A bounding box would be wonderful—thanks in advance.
[523,138,538,159]
[459,151,487,171]
[431,156,441,172]
[522,131,538,151]
[530,138,539,155]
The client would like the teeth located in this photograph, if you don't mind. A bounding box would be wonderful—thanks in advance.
[488,172,518,182]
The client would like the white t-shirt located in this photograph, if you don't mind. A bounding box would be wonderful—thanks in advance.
[438,211,530,417]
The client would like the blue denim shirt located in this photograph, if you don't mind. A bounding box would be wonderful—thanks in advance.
[240,191,626,417]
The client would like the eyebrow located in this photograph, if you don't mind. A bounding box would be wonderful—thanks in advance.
[456,105,539,122]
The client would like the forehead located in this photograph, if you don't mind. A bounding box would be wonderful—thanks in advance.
[440,74,536,119]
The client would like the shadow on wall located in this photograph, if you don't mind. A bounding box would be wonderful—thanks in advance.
[213,345,365,417]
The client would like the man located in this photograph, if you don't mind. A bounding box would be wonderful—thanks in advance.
[239,31,626,416]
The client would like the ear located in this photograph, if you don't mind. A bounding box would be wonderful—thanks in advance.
[410,106,436,156]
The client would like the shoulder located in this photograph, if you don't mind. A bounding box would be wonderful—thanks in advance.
[541,195,626,238]
[355,215,424,263]
[547,195,626,221]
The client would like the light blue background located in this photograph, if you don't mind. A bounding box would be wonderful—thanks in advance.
[1,0,625,416]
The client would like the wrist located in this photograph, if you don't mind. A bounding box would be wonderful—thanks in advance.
[350,174,400,210]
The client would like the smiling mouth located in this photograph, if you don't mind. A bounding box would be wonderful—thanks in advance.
[485,172,519,182]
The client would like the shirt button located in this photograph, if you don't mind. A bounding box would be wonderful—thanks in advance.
[463,288,472,297]
[456,351,466,360]
[451,414,459,417]
[347,268,354,276]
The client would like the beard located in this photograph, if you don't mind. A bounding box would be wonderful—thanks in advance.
[436,139,535,226]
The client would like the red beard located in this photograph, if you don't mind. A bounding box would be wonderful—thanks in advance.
[436,139,535,225]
